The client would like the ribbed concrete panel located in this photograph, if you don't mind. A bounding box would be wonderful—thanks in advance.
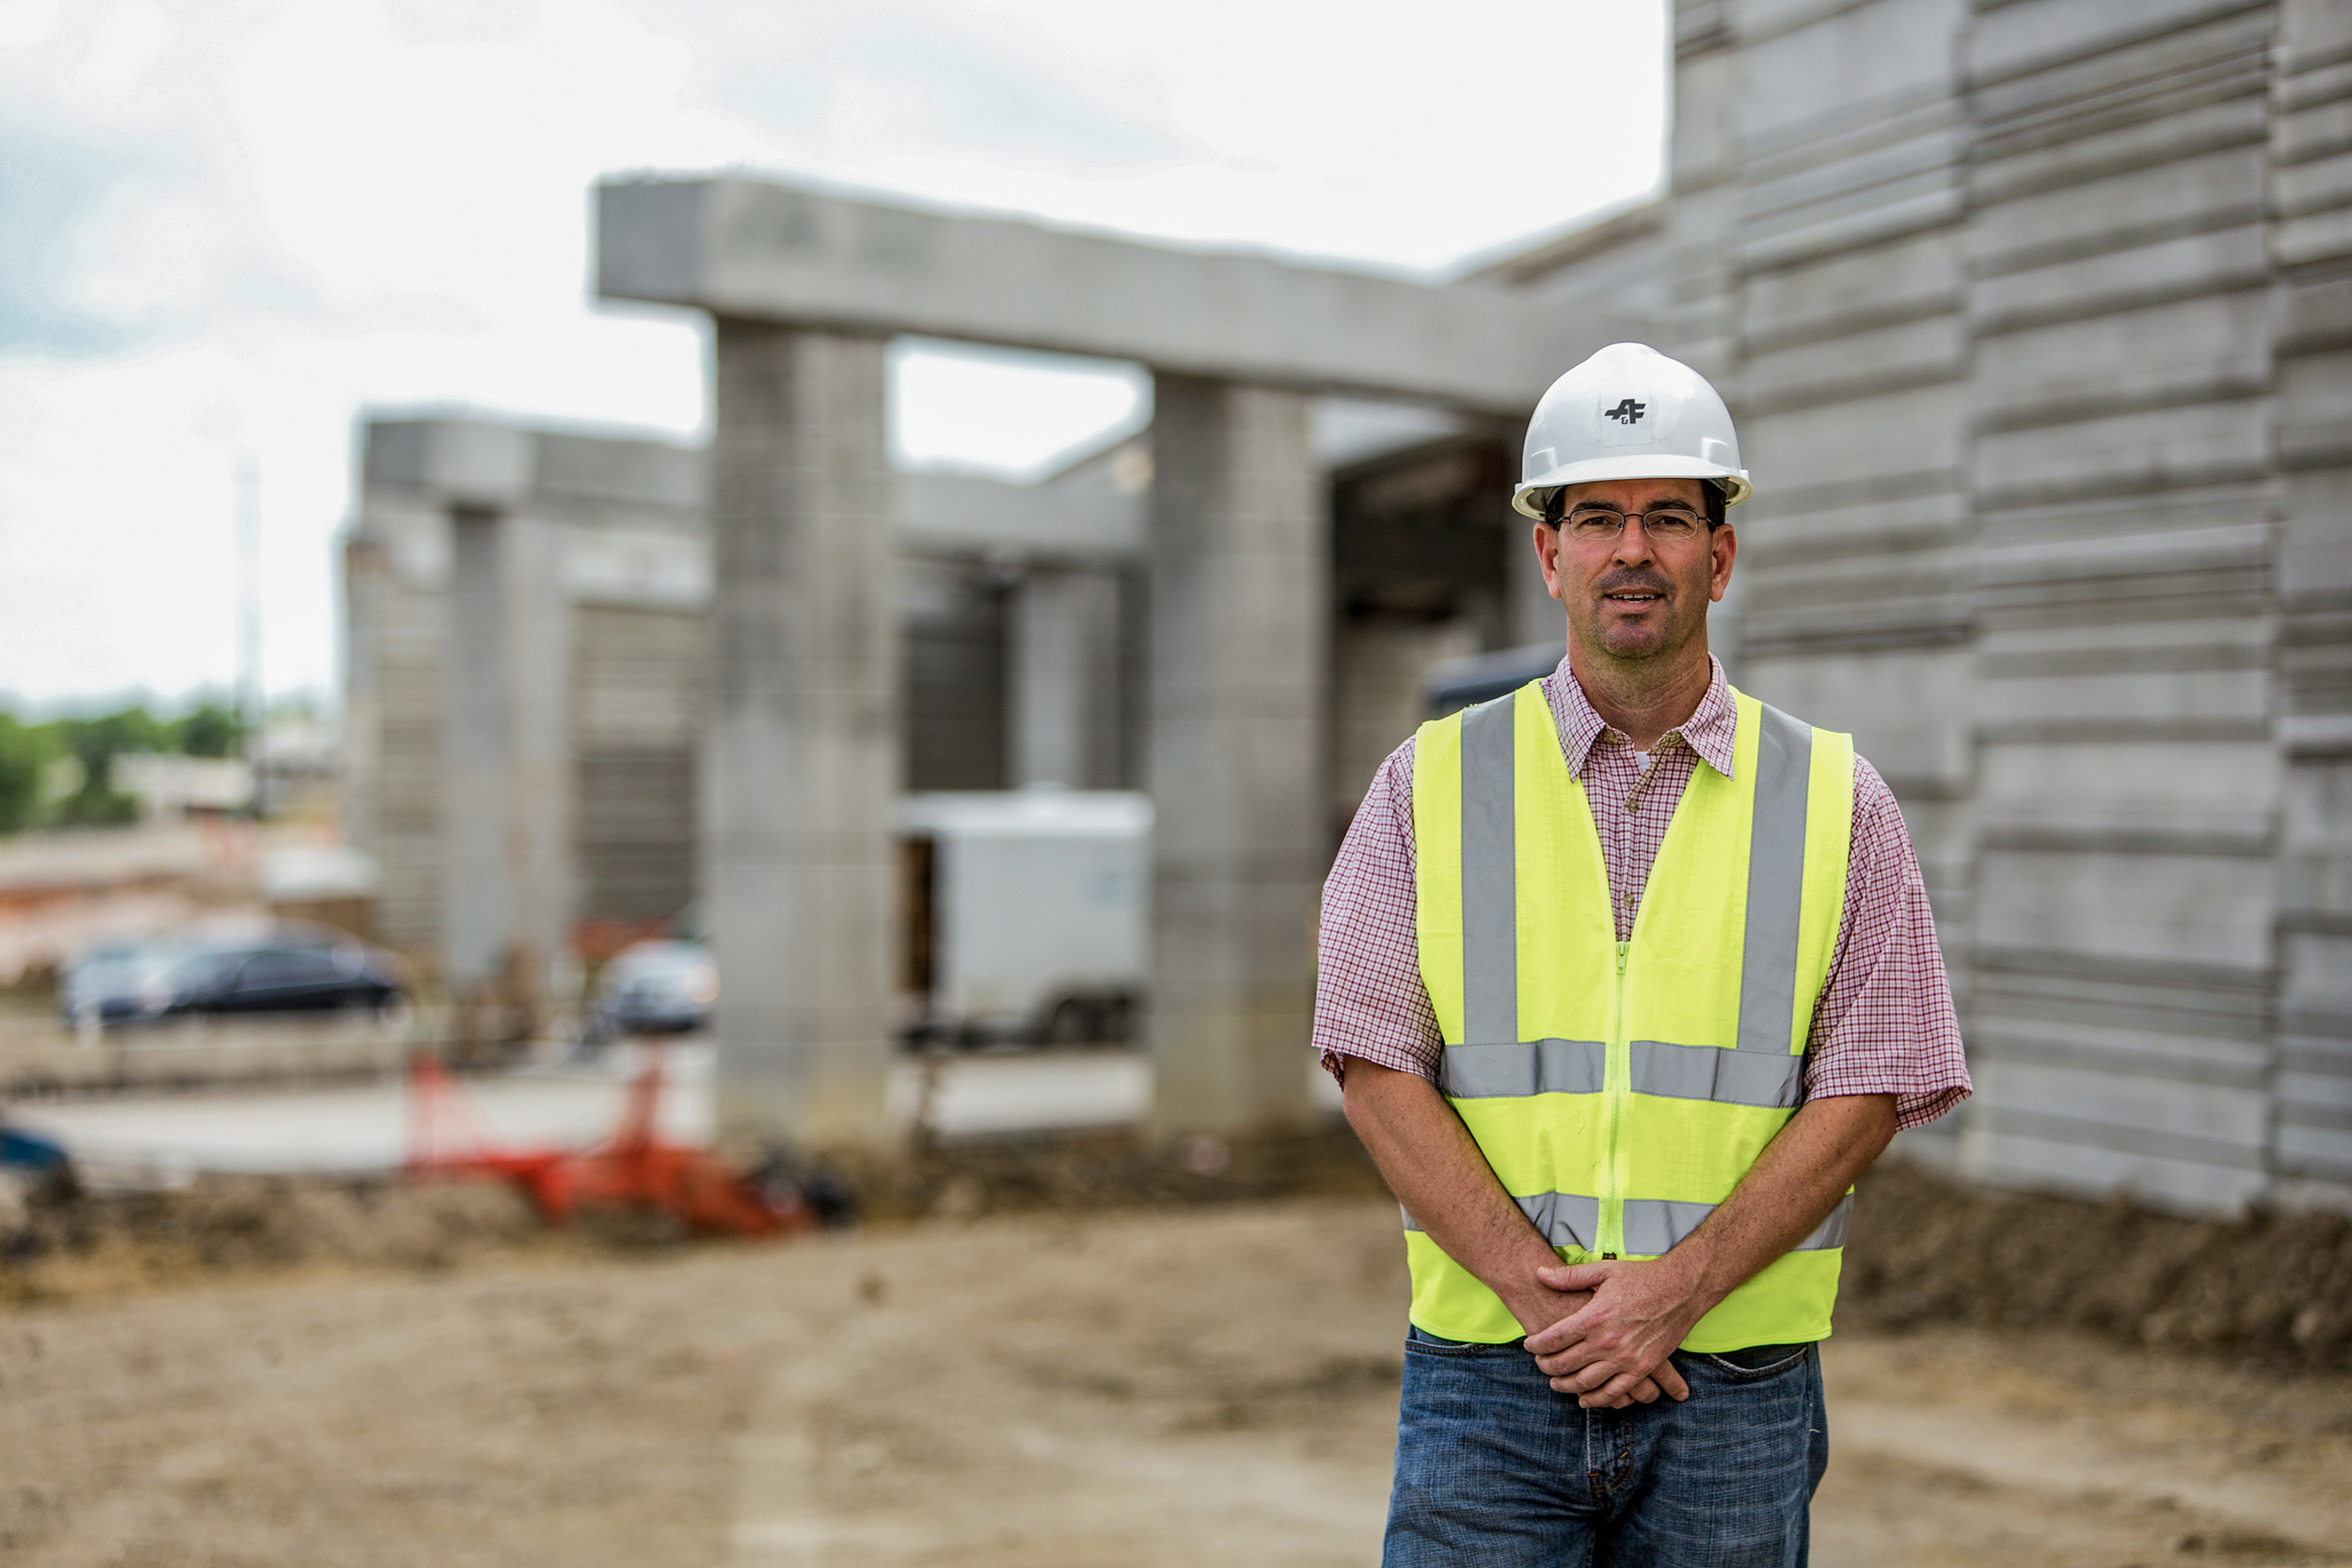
[2274,0,2352,1209]
[1519,0,2352,1211]
[1725,0,1976,1112]
[1961,0,2283,1215]
[572,605,703,926]
[341,529,446,954]
[347,422,714,978]
[899,558,1009,792]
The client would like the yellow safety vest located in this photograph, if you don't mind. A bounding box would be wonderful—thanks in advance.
[1405,680,1854,1351]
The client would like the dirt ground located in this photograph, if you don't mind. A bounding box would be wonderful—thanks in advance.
[2,1196,2348,1568]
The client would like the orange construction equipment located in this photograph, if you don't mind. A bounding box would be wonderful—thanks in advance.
[405,1048,815,1238]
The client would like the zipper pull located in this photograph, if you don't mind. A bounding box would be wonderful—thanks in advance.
[1615,942,1629,976]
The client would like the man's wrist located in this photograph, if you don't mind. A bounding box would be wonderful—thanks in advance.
[1649,1242,1726,1331]
[1492,1251,1575,1333]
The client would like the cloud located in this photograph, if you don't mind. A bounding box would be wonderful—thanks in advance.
[0,104,183,356]
[0,0,1669,705]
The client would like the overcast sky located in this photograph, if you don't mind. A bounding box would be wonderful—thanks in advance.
[0,0,1667,710]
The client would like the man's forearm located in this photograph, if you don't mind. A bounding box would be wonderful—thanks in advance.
[1524,1091,1898,1406]
[1665,1089,1897,1316]
[1340,1059,1580,1331]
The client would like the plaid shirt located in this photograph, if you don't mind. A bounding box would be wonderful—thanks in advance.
[1313,656,1970,1132]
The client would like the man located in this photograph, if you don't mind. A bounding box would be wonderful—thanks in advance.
[1315,341,1970,1566]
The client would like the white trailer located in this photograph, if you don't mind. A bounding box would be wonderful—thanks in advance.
[897,790,1151,1046]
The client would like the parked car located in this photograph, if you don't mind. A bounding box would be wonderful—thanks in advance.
[58,941,190,1027]
[154,936,404,1019]
[64,929,405,1026]
[584,940,718,1043]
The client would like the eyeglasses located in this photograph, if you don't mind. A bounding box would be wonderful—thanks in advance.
[1555,506,1708,543]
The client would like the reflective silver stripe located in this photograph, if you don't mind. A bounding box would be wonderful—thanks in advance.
[1620,1198,1718,1256]
[1404,1191,1850,1254]
[1735,703,1813,1061]
[1605,1193,1853,1256]
[1402,1191,1602,1253]
[1459,694,1518,1050]
[1628,1039,1806,1109]
[1518,1191,1602,1251]
[1799,1192,1852,1251]
[1441,1037,1608,1098]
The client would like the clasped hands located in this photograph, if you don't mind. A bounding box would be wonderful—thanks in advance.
[1518,1254,1712,1409]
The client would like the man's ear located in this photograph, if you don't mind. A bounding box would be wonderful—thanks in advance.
[1708,524,1737,603]
[1534,522,1565,600]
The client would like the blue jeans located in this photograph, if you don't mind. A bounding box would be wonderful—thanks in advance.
[1383,1328,1828,1567]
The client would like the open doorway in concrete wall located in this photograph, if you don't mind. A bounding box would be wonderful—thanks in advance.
[1324,409,1534,853]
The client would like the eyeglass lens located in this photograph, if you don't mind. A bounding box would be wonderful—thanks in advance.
[1563,508,1703,539]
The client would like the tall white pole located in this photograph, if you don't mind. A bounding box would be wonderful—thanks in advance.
[234,451,262,808]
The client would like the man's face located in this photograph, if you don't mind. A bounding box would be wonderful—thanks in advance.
[1534,476,1736,663]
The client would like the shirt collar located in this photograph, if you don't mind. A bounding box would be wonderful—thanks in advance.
[1541,655,1740,781]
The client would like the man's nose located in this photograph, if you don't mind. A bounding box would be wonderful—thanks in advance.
[1612,518,1658,566]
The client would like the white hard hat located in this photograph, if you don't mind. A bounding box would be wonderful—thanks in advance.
[1512,341,1752,519]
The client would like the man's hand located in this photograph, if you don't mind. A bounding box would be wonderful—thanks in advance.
[1342,1060,1691,1405]
[1503,1275,1691,1406]
[1520,1092,1900,1409]
[1524,1255,1712,1408]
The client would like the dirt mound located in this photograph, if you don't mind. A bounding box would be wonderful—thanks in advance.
[18,1130,2347,1377]
[0,1173,552,1304]
[0,1126,1393,1308]
[1841,1161,2352,1369]
[824,1123,1393,1223]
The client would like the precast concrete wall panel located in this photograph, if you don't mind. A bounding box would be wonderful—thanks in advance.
[1977,847,2274,972]
[1958,0,2289,1220]
[1973,400,2273,506]
[1740,649,1973,794]
[1973,224,2274,332]
[1744,313,1967,412]
[2274,0,2352,1207]
[341,501,452,957]
[1743,229,1966,348]
[1964,0,2275,90]
[1740,382,1970,498]
[1971,290,2273,415]
[1968,149,2271,277]
[369,584,448,952]
[1502,0,2352,1211]
[571,604,703,925]
[1738,0,1965,132]
[1960,1125,2270,1214]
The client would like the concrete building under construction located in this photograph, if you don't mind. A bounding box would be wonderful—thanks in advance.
[344,0,2352,1218]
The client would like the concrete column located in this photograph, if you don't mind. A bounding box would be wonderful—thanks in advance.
[439,506,572,1020]
[1147,375,1327,1135]
[1010,567,1122,788]
[705,323,899,1145]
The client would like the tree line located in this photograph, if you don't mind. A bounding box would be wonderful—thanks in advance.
[0,701,246,833]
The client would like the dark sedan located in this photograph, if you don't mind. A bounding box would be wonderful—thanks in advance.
[156,939,403,1018]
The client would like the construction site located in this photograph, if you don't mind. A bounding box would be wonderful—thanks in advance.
[6,0,2352,1562]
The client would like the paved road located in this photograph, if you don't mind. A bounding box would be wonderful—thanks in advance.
[8,1046,1336,1179]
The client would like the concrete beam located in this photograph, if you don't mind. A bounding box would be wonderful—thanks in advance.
[900,469,1143,562]
[597,178,1643,413]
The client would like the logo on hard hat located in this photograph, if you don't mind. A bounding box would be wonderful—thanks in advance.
[1603,398,1647,425]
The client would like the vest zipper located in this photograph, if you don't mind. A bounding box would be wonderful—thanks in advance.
[1600,939,1630,1259]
